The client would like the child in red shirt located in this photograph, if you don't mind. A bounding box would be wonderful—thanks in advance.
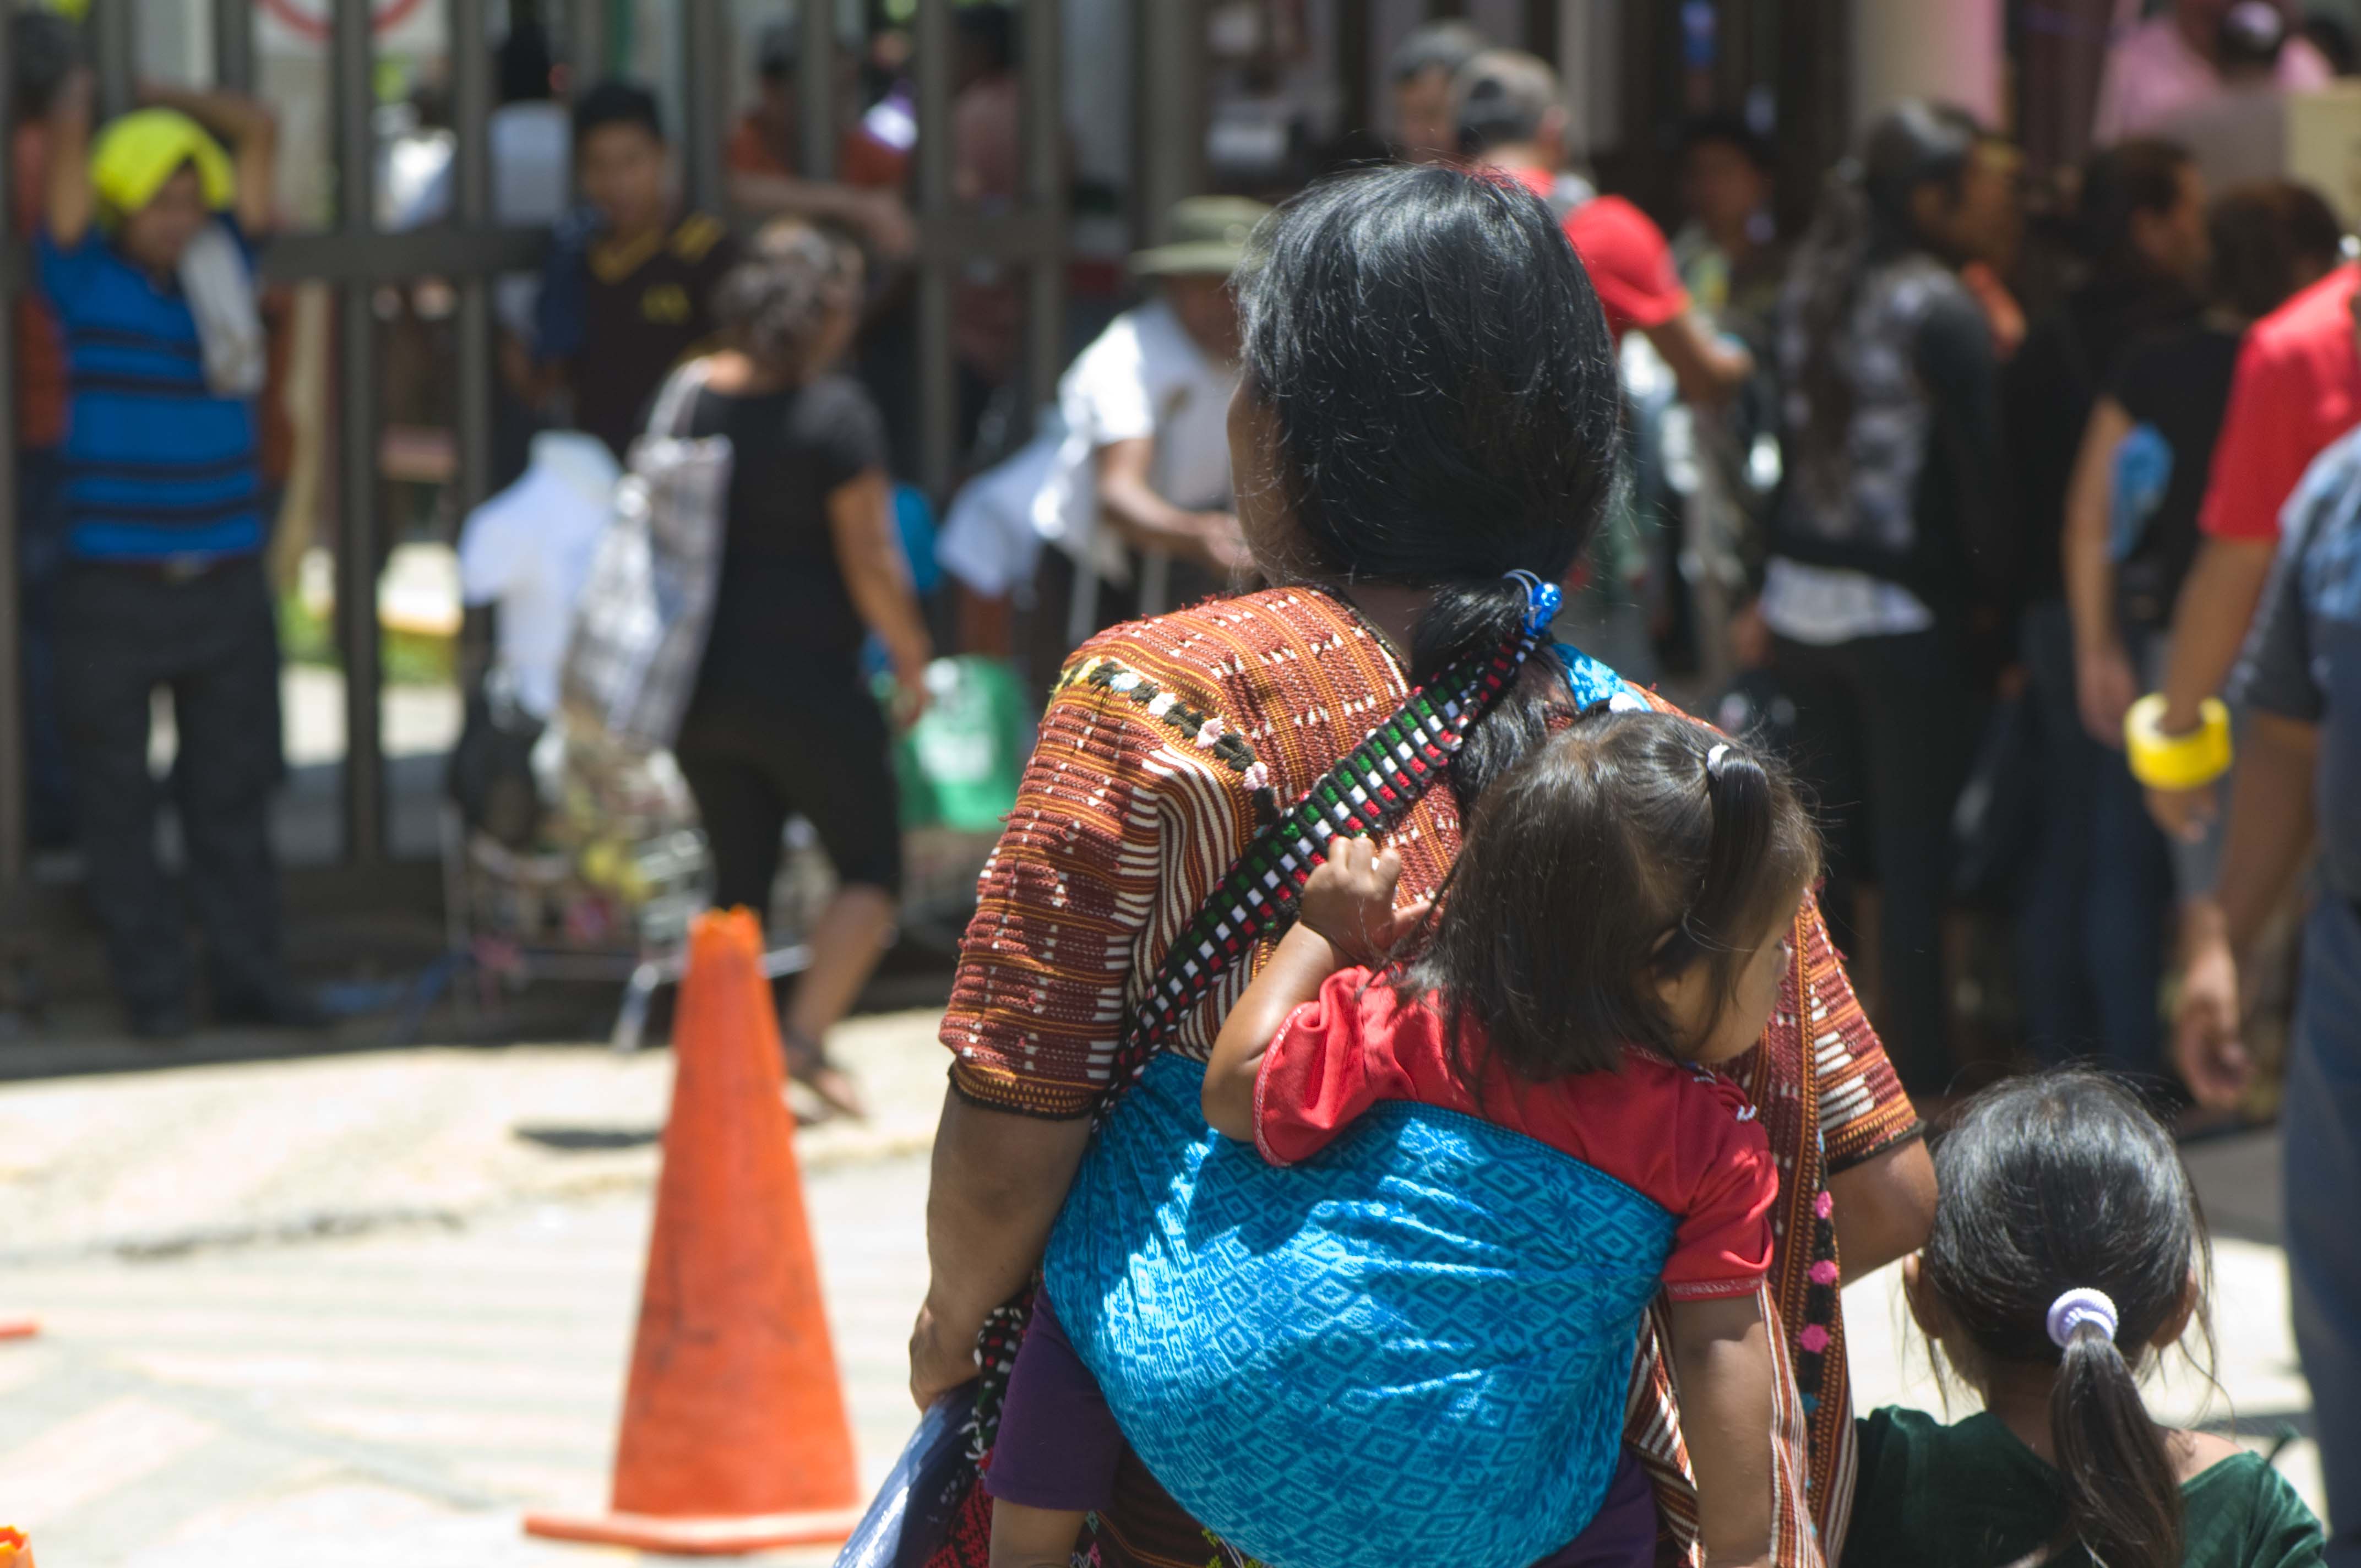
[988,709,1817,1568]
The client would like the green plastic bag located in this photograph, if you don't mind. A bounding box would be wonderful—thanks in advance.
[881,656,1032,832]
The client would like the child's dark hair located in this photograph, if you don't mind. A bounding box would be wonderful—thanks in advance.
[1398,708,1819,1080]
[573,78,664,146]
[1920,1070,2210,1568]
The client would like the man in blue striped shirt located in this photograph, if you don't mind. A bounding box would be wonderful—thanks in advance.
[41,68,313,1039]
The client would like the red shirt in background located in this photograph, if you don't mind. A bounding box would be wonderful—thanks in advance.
[1254,966,1777,1302]
[10,122,67,451]
[2198,263,2361,544]
[1511,166,1690,345]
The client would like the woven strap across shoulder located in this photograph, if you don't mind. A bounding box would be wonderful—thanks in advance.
[958,620,1541,1460]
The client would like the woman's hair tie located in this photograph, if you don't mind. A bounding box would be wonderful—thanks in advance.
[1705,742,1730,773]
[2046,1287,2119,1349]
[1501,570,1563,637]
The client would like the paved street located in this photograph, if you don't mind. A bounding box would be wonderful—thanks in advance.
[0,1014,2329,1564]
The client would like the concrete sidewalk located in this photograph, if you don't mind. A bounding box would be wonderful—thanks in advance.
[0,1010,949,1263]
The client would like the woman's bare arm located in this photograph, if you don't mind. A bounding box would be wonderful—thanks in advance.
[2063,398,2140,747]
[1827,1136,1936,1283]
[825,467,934,709]
[910,1097,1094,1408]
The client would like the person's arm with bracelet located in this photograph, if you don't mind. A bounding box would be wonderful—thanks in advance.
[1097,437,1250,577]
[2143,538,2276,839]
[2143,324,2318,842]
[2173,515,2324,1108]
[826,468,934,721]
[2064,396,2141,748]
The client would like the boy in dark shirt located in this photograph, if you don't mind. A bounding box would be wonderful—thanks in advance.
[532,80,737,460]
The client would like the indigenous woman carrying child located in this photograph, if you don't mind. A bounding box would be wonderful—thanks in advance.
[988,707,1820,1568]
[911,162,1934,1568]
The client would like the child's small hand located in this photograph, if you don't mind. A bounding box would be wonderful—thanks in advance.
[1298,837,1430,966]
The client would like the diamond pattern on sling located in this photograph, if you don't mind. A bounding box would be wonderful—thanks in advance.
[1046,1054,1678,1568]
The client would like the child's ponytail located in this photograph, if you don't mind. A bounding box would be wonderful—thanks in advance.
[1920,1074,2210,1568]
[2048,1291,2184,1568]
[1683,743,1776,960]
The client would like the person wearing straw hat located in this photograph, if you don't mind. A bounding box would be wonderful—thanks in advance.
[1009,195,1269,692]
[39,67,314,1039]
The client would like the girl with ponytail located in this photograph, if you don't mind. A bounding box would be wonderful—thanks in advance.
[1845,1070,2324,1568]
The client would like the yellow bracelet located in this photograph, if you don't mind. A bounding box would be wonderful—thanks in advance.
[2123,694,2233,791]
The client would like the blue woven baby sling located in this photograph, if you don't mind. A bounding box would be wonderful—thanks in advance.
[1045,1050,1675,1568]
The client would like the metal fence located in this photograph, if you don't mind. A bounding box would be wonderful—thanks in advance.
[0,0,1111,901]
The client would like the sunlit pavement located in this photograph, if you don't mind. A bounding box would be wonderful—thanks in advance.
[0,1023,2327,1562]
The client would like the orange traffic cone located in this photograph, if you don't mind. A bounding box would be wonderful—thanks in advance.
[525,909,863,1554]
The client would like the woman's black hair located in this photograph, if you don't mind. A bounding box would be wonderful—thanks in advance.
[1233,163,1625,797]
[711,220,861,374]
[1397,709,1819,1080]
[1787,100,1985,507]
[2208,179,2344,320]
[2079,138,2195,285]
[1920,1070,2211,1568]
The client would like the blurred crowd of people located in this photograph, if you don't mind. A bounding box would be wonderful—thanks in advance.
[7,0,2361,1187]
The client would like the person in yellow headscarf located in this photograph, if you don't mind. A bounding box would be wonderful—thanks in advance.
[39,68,315,1039]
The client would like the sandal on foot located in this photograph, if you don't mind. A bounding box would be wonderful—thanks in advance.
[784,1025,868,1121]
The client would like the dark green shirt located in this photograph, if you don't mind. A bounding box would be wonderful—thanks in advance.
[1843,1408,2323,1568]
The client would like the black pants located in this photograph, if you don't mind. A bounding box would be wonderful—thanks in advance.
[674,685,904,922]
[1771,629,1968,1096]
[59,559,289,1015]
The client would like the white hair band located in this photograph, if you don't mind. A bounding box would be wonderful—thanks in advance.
[2046,1287,2119,1349]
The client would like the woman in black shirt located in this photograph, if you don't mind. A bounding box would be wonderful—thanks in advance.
[675,221,933,1118]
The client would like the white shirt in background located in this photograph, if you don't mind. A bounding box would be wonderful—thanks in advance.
[1758,557,1935,646]
[936,298,1238,598]
[457,431,618,719]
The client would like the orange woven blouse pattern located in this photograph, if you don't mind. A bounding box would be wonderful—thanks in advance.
[939,587,1921,1566]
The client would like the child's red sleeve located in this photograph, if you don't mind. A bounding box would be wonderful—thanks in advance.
[1659,1077,1778,1302]
[1251,966,1412,1167]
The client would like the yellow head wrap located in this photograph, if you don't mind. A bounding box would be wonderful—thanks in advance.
[90,110,235,217]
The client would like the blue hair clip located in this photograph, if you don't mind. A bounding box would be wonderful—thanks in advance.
[1502,569,1562,637]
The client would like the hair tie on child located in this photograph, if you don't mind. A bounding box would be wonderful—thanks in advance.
[1705,742,1730,772]
[2046,1287,2118,1349]
[1502,570,1563,637]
